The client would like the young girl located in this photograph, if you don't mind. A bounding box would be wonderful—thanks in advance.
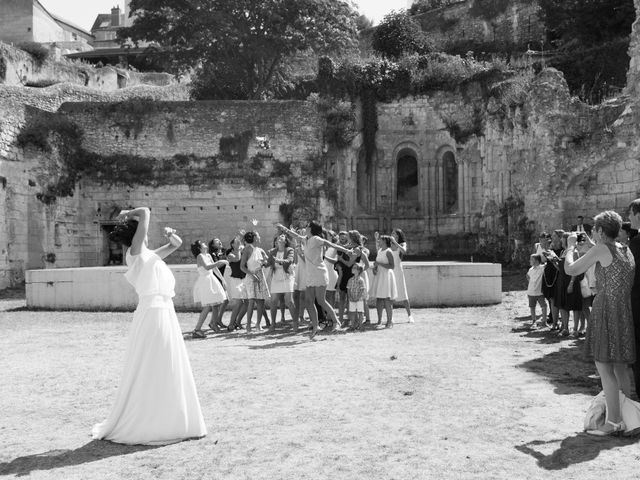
[391,228,414,323]
[191,240,228,337]
[93,207,206,445]
[267,233,297,332]
[526,253,546,329]
[240,230,270,332]
[208,237,229,327]
[370,234,397,328]
[346,262,367,331]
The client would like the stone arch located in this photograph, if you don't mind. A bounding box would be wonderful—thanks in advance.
[395,146,419,205]
[435,145,459,214]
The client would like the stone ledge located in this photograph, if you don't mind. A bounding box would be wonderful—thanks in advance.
[25,262,502,311]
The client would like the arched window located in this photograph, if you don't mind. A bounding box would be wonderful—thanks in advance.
[442,151,458,214]
[397,151,418,204]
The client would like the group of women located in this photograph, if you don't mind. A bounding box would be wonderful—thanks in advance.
[189,220,414,340]
[536,210,638,436]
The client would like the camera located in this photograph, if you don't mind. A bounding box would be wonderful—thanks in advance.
[577,233,587,243]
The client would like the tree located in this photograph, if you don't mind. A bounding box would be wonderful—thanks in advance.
[372,11,433,60]
[539,0,634,48]
[119,0,359,99]
[408,0,456,15]
[355,14,374,31]
[538,0,634,103]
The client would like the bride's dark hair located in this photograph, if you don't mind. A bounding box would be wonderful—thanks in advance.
[109,219,138,246]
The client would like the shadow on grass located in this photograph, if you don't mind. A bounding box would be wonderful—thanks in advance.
[517,337,600,396]
[0,440,162,477]
[515,434,639,470]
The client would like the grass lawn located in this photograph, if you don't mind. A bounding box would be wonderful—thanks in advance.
[1,290,638,479]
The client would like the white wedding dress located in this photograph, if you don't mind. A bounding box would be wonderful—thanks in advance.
[92,246,207,445]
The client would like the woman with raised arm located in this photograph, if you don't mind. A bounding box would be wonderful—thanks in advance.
[370,233,398,328]
[240,230,270,332]
[564,210,636,436]
[225,236,248,331]
[391,228,414,323]
[276,221,352,339]
[93,207,206,445]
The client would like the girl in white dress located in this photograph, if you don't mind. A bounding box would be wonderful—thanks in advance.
[191,240,228,337]
[370,234,398,328]
[240,230,270,332]
[92,207,206,445]
[391,228,414,323]
[266,234,297,331]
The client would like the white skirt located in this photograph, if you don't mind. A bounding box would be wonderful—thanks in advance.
[92,295,207,445]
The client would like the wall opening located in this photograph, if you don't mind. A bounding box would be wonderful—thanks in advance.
[356,154,369,210]
[443,151,458,214]
[101,224,123,265]
[397,151,418,204]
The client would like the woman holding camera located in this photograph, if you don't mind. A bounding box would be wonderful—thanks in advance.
[565,210,636,436]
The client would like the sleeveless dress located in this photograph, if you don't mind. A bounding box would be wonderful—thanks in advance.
[584,243,636,363]
[225,254,247,300]
[270,250,295,294]
[305,236,329,288]
[294,249,307,291]
[193,253,227,305]
[324,247,339,292]
[555,257,583,311]
[369,248,398,300]
[92,246,207,445]
[242,246,270,300]
[391,248,408,302]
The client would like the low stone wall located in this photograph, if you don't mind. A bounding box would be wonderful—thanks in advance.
[25,261,502,311]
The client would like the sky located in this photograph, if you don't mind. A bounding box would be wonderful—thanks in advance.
[38,0,408,32]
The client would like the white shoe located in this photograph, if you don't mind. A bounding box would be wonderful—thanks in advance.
[408,315,415,323]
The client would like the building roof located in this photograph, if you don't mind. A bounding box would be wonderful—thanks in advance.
[51,14,93,38]
[33,0,92,37]
[91,12,125,32]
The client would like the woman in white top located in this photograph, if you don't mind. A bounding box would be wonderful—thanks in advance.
[391,228,414,323]
[93,207,206,445]
[276,221,352,339]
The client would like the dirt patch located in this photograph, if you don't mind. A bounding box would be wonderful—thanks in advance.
[0,290,637,479]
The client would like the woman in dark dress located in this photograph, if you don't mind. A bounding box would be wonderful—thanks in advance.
[565,210,636,436]
[554,232,583,337]
[541,230,564,330]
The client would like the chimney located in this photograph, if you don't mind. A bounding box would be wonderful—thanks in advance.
[111,6,121,27]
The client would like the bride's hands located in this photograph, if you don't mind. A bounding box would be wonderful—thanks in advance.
[116,209,130,221]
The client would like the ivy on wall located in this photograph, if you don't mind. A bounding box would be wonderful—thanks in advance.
[17,116,333,213]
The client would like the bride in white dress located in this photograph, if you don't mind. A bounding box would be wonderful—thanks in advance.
[92,207,207,445]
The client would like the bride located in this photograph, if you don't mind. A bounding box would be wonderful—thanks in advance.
[92,207,207,445]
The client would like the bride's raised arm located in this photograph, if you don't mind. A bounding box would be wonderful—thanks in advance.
[116,207,150,256]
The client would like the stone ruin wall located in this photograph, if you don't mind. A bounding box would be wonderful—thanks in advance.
[4,0,640,288]
[0,42,178,90]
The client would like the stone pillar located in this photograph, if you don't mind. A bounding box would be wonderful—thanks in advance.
[458,158,465,232]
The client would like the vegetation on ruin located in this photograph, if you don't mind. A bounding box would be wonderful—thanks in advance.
[16,42,50,66]
[539,0,634,104]
[371,11,433,60]
[121,0,359,100]
[16,116,333,210]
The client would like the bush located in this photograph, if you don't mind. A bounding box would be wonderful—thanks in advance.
[17,42,49,65]
[372,11,433,59]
